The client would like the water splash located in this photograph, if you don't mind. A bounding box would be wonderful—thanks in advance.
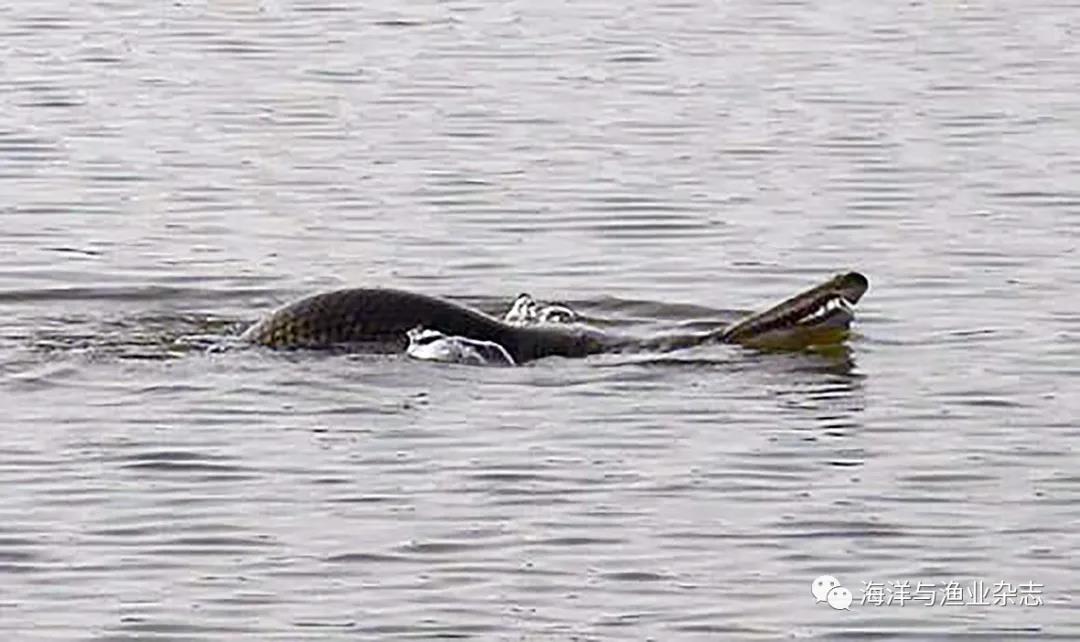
[404,326,516,367]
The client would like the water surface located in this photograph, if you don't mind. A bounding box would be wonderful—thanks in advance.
[1,0,1078,639]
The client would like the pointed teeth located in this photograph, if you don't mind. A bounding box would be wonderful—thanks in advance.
[800,296,854,324]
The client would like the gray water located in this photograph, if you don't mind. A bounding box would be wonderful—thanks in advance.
[1,0,1078,639]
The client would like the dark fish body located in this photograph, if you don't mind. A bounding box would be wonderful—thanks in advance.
[241,272,870,362]
[241,288,611,362]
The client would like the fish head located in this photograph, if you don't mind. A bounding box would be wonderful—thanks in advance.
[720,271,869,350]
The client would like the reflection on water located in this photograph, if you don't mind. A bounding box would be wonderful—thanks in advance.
[2,0,1078,638]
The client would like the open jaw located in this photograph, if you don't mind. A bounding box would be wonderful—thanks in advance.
[719,272,869,350]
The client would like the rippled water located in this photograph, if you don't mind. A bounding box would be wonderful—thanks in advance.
[2,0,1078,639]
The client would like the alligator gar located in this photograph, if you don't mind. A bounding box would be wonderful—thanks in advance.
[241,271,869,363]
